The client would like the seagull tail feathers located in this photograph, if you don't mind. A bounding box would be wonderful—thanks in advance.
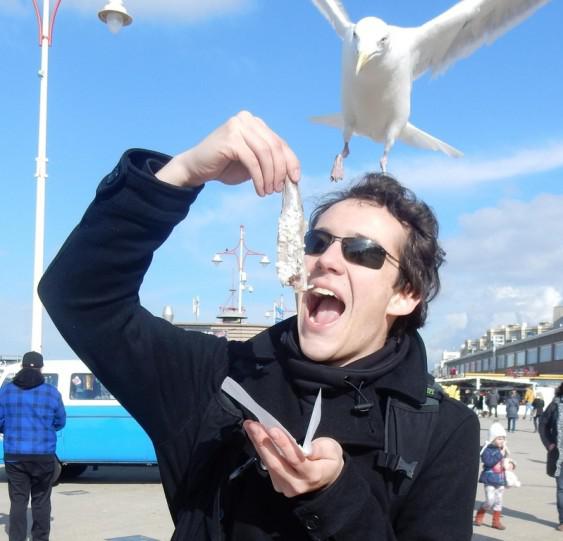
[309,113,344,129]
[400,122,463,158]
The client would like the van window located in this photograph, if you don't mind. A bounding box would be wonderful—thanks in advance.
[69,373,114,400]
[44,373,59,388]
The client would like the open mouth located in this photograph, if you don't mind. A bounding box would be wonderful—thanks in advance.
[306,287,346,325]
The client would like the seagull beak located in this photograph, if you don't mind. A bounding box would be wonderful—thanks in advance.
[355,52,370,75]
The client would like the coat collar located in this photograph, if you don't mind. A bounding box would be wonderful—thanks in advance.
[245,316,429,405]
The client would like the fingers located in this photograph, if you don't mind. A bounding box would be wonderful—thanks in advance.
[253,116,301,189]
[243,421,344,497]
[243,421,303,466]
[232,112,300,196]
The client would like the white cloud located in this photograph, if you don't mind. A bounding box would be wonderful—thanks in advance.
[423,193,563,366]
[378,140,563,190]
[60,0,254,22]
[446,194,563,279]
[446,312,468,330]
[0,0,26,16]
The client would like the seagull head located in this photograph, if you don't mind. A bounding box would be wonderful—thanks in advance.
[353,17,390,75]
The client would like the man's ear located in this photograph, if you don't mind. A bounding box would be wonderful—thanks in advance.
[386,288,420,317]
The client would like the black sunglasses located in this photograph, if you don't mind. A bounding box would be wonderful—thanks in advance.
[304,229,400,270]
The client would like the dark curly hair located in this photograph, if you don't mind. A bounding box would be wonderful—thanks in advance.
[309,173,445,336]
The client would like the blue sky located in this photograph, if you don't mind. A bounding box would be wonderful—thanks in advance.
[1,0,562,367]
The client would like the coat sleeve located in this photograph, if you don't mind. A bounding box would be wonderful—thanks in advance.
[539,401,557,450]
[53,391,66,431]
[481,447,503,468]
[38,149,228,445]
[0,391,4,433]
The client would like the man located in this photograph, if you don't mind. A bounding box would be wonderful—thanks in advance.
[486,388,500,419]
[38,112,479,540]
[0,351,66,541]
[505,390,521,433]
[539,382,563,532]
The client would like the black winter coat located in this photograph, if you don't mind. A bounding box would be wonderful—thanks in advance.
[39,149,480,541]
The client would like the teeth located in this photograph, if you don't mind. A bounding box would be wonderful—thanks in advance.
[311,287,336,297]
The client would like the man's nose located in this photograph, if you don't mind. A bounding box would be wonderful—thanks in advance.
[314,239,345,273]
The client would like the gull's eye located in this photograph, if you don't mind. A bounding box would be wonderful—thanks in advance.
[353,29,358,40]
[379,36,388,44]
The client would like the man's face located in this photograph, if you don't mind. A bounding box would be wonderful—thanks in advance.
[297,199,419,366]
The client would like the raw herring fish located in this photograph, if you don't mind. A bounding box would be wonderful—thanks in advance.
[221,376,322,456]
[276,178,308,291]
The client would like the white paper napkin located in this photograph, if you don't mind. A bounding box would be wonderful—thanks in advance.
[221,376,322,455]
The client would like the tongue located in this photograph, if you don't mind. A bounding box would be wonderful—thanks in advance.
[313,297,343,325]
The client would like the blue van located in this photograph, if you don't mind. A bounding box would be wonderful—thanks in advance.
[0,359,156,478]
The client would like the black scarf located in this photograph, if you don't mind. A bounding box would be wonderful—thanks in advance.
[279,324,410,396]
[13,367,45,389]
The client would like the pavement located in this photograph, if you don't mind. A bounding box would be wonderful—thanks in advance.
[0,414,561,540]
[0,465,173,541]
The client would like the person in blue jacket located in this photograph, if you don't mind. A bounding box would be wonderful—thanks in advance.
[0,351,66,541]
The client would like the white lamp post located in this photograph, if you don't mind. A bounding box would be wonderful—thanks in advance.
[212,225,270,320]
[30,0,133,353]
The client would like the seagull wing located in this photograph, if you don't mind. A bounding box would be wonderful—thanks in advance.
[411,0,550,79]
[311,0,353,39]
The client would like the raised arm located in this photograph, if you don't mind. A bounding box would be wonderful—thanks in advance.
[39,112,300,443]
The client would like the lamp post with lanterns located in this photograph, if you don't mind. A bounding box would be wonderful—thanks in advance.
[212,225,270,323]
[29,0,132,353]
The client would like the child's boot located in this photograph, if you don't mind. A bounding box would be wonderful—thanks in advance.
[474,507,486,526]
[492,511,506,530]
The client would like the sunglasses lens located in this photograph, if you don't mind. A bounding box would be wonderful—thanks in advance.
[304,230,331,255]
[342,239,386,270]
[304,230,389,270]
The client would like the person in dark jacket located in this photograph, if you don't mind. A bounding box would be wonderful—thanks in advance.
[0,351,66,541]
[505,390,520,432]
[539,382,563,532]
[532,393,545,433]
[38,112,480,540]
[486,388,500,418]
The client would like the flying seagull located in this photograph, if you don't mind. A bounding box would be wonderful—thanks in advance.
[311,0,550,180]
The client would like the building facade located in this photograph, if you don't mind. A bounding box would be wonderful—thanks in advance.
[441,325,563,378]
[440,306,563,378]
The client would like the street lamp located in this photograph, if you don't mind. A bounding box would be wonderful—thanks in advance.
[98,0,133,34]
[30,0,133,353]
[162,305,174,323]
[212,225,270,321]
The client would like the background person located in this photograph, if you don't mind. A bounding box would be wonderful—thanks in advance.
[487,388,500,419]
[539,382,563,532]
[505,390,520,433]
[0,351,66,541]
[38,112,480,540]
[532,393,545,433]
[523,386,535,420]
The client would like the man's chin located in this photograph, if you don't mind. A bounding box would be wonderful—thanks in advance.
[299,335,338,364]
